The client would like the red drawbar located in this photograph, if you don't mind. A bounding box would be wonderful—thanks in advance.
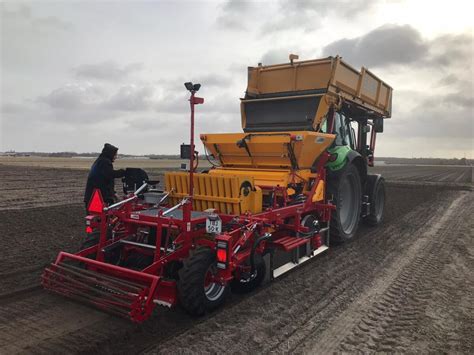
[88,189,104,213]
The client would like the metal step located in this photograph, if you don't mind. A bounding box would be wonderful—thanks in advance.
[272,245,329,279]
[270,236,310,252]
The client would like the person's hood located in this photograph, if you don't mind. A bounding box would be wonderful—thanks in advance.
[100,143,118,160]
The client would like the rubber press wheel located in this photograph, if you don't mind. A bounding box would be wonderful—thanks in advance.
[328,163,362,243]
[230,254,266,294]
[78,230,119,264]
[178,247,229,315]
[79,230,100,250]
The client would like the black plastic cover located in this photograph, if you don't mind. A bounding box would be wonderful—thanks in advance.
[180,144,192,159]
[243,96,322,132]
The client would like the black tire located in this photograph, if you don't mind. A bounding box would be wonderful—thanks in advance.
[79,230,100,251]
[327,163,362,243]
[363,175,386,226]
[121,252,153,270]
[178,247,229,315]
[79,230,119,264]
[230,254,266,294]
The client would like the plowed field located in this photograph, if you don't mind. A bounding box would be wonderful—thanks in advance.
[0,164,472,354]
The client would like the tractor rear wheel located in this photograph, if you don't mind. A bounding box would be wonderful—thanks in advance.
[178,247,229,315]
[363,175,386,226]
[328,163,362,243]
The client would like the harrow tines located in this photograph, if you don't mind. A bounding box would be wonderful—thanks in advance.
[42,260,156,322]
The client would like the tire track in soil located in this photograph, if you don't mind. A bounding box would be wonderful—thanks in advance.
[338,192,473,353]
[0,294,112,354]
[296,191,470,354]
[0,205,85,296]
[144,189,459,354]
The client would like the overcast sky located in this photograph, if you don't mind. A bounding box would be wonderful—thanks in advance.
[1,0,473,158]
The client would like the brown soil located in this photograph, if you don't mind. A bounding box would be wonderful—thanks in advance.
[0,166,472,354]
[370,164,472,184]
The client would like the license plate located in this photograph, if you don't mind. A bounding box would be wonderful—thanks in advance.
[206,217,222,234]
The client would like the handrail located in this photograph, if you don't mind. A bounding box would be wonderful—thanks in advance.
[104,182,148,211]
[162,197,189,216]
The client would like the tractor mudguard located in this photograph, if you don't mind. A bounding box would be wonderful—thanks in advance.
[326,145,351,172]
[327,147,367,174]
[326,148,367,188]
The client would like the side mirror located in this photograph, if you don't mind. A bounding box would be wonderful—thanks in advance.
[374,118,384,133]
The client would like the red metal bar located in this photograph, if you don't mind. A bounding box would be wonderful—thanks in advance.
[369,128,377,167]
[189,91,195,201]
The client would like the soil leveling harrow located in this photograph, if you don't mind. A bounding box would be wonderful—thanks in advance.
[43,56,391,322]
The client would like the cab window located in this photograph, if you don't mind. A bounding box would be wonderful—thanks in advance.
[320,113,356,149]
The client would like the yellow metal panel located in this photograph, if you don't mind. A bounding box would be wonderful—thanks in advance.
[333,61,359,95]
[164,172,262,214]
[217,177,225,213]
[246,56,392,118]
[202,131,335,169]
[360,71,378,105]
[209,168,290,187]
[224,178,233,213]
[296,63,332,91]
[312,180,325,202]
[258,67,295,94]
[199,176,206,210]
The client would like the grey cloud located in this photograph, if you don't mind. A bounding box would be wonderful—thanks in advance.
[426,93,474,109]
[261,0,376,34]
[102,84,155,111]
[38,83,157,112]
[322,25,473,70]
[279,0,375,16]
[38,83,106,109]
[438,74,461,87]
[215,0,252,30]
[155,92,189,114]
[195,74,233,88]
[2,4,72,31]
[1,102,24,114]
[157,75,233,91]
[73,61,144,81]
[389,92,473,141]
[428,33,473,67]
[260,48,295,65]
[323,24,428,68]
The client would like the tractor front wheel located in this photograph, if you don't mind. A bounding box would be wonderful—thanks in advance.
[178,247,229,315]
[363,175,386,226]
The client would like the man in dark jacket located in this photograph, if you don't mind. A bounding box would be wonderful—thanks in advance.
[84,143,125,211]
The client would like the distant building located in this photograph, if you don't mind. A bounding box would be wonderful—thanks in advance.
[0,150,17,157]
